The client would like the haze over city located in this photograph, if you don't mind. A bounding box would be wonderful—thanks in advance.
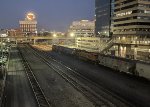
[0,0,150,107]
[0,0,94,31]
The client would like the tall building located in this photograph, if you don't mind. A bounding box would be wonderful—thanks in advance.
[95,0,112,37]
[68,20,95,37]
[112,0,150,60]
[113,0,150,43]
[19,12,37,35]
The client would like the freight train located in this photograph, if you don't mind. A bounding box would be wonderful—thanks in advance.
[52,45,150,80]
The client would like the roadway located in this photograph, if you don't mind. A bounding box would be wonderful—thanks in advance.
[4,47,37,107]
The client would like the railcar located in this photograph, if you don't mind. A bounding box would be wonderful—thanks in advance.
[51,45,150,80]
[52,45,75,55]
[75,49,98,62]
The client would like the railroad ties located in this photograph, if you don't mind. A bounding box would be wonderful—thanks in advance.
[27,45,116,107]
[18,47,51,107]
[29,45,135,107]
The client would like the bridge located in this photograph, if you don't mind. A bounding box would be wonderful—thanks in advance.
[0,36,75,44]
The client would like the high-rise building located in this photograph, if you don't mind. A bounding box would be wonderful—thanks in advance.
[112,0,150,60]
[113,0,150,43]
[95,0,112,37]
[19,12,37,35]
[68,20,95,37]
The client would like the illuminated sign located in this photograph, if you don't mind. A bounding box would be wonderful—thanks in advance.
[26,12,36,21]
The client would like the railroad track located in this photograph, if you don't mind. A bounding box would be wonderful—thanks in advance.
[18,47,51,107]
[26,44,135,107]
[25,45,110,107]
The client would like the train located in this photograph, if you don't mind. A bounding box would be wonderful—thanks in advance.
[52,45,150,80]
[52,45,98,62]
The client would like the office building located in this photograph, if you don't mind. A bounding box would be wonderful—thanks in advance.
[112,0,150,60]
[68,20,95,37]
[113,0,150,44]
[19,12,37,35]
[76,37,110,52]
[95,0,112,37]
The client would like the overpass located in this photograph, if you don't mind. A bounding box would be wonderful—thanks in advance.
[0,36,75,45]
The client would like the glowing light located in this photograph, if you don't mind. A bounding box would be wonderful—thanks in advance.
[70,33,75,37]
[116,11,132,17]
[122,37,126,40]
[26,12,36,21]
[53,34,57,37]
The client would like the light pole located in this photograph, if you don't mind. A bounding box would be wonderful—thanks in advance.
[1,38,3,79]
[53,33,57,38]
[52,33,57,45]
[70,33,74,37]
[70,33,75,46]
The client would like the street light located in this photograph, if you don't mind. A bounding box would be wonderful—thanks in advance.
[69,33,75,46]
[53,33,57,37]
[70,33,75,37]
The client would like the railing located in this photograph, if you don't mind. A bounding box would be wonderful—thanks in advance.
[99,39,114,53]
[115,38,150,45]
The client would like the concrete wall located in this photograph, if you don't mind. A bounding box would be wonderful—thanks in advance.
[98,55,135,73]
[136,62,150,80]
[52,45,150,80]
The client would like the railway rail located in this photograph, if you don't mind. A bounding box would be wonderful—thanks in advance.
[18,47,51,107]
[25,44,135,107]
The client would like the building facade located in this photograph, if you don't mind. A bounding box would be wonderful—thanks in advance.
[113,0,150,44]
[112,0,150,60]
[0,29,8,37]
[19,12,37,35]
[8,29,22,37]
[95,0,112,37]
[68,20,95,37]
[76,37,111,52]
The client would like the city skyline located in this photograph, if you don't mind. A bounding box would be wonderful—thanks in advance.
[0,0,150,107]
[0,0,94,32]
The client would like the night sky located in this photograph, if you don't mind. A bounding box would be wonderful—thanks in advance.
[0,0,94,32]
